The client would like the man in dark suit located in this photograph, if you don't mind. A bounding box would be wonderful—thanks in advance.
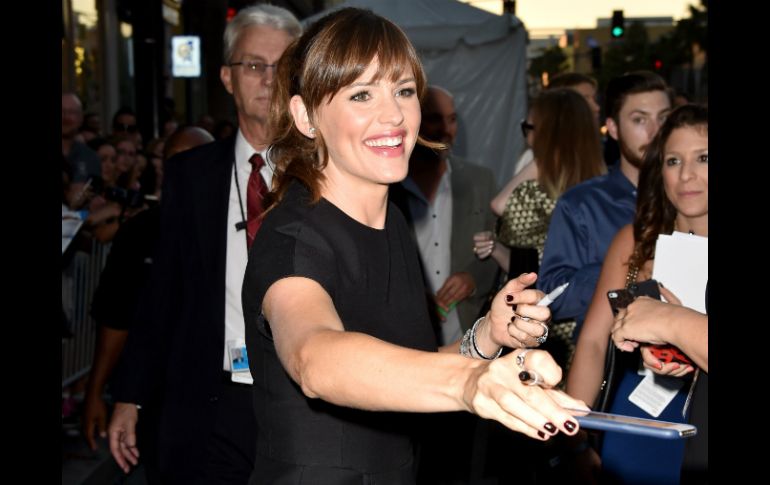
[107,5,301,484]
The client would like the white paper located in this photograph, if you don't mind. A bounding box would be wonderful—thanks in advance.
[62,205,86,255]
[628,369,685,418]
[651,232,708,313]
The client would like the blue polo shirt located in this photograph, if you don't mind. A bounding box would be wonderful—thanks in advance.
[537,165,636,337]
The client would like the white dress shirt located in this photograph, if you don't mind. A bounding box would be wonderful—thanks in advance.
[223,130,274,377]
[401,160,462,345]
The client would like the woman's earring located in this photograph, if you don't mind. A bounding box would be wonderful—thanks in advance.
[309,127,316,137]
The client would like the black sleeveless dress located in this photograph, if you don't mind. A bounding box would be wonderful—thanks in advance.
[243,181,438,484]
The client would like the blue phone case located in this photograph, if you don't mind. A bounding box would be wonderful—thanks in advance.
[568,409,697,440]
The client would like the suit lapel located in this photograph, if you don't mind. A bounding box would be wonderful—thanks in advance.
[450,161,470,272]
[193,137,236,284]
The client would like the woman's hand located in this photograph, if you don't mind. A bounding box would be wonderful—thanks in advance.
[611,286,684,351]
[475,273,550,354]
[464,348,588,440]
[639,346,694,377]
[612,287,697,377]
[473,231,496,260]
[473,231,511,272]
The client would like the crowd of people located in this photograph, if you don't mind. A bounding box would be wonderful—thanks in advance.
[62,4,707,485]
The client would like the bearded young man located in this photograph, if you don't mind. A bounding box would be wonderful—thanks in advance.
[538,71,671,338]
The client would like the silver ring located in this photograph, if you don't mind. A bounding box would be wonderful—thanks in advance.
[535,322,549,345]
[515,349,532,369]
[519,369,543,386]
[512,310,531,322]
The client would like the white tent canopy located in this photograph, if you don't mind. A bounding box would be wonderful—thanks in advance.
[304,0,529,186]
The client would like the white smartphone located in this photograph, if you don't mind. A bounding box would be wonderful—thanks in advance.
[566,408,697,440]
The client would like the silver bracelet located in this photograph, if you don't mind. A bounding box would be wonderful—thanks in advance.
[460,327,473,357]
[470,317,503,360]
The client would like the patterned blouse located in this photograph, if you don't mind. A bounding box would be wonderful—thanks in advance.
[497,179,556,262]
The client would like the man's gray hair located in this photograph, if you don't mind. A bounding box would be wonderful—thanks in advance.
[223,4,302,64]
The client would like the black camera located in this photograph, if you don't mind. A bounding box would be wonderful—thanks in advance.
[104,186,146,208]
[606,279,661,316]
[81,176,154,209]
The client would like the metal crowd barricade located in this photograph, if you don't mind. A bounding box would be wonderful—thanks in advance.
[61,239,111,387]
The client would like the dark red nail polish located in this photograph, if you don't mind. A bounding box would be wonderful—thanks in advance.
[506,294,513,303]
[537,430,546,439]
[518,371,530,382]
[544,422,556,433]
[564,420,577,432]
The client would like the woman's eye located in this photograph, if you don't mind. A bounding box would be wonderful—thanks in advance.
[665,156,680,166]
[397,88,416,97]
[350,91,371,102]
[698,153,708,163]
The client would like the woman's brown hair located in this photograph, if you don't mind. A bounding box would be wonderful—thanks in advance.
[629,104,708,270]
[266,8,428,209]
[530,88,605,200]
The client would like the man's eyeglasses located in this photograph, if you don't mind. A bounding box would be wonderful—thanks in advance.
[520,120,535,138]
[114,123,138,134]
[229,60,277,77]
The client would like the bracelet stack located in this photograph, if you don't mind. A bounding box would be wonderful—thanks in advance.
[459,316,503,360]
[460,326,473,357]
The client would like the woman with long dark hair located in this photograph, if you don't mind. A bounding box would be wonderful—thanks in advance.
[568,104,708,483]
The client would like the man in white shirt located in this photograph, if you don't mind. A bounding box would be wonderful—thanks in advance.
[392,86,498,345]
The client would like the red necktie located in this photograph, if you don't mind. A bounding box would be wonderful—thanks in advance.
[247,153,268,248]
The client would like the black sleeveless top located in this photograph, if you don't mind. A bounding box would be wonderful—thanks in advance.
[243,181,438,484]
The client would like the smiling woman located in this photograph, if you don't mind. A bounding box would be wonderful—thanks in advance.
[264,7,431,211]
[299,60,420,202]
[241,8,588,484]
[566,104,708,484]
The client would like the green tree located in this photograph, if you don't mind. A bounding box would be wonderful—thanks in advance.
[593,1,707,100]
[597,21,651,88]
[650,0,708,99]
[529,45,568,86]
